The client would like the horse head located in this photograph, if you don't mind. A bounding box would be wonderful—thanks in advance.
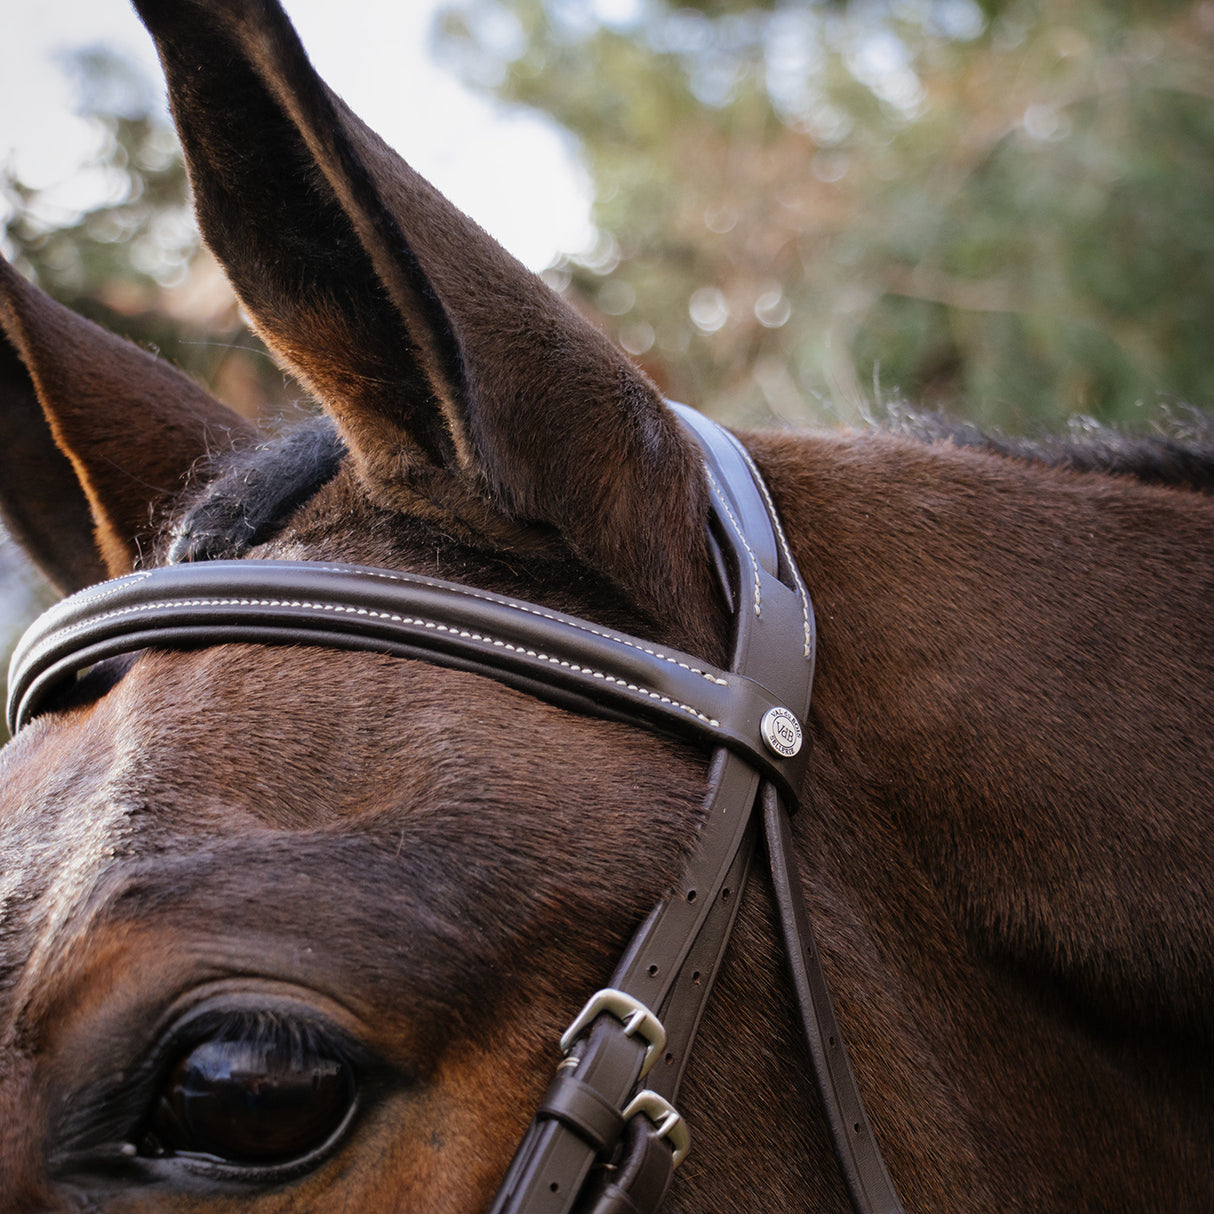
[2,2,1213,1212]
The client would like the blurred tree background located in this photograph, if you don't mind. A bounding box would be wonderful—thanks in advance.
[6,3,1214,436]
[438,0,1214,430]
[2,0,1213,670]
[1,48,294,420]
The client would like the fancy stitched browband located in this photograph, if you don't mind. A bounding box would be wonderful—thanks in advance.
[7,404,903,1214]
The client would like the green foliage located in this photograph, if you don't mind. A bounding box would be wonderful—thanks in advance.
[439,0,1214,430]
[2,47,289,420]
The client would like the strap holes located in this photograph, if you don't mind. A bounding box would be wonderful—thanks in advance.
[647,964,659,977]
[692,971,702,985]
[853,1123,863,1135]
[664,1052,674,1066]
[829,1035,837,1047]
[722,887,732,901]
[549,1182,560,1193]
[686,889,697,903]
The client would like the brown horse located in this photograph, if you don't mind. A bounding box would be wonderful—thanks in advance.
[1,1,1212,1211]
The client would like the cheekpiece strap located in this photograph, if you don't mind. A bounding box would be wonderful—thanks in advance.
[486,406,819,1214]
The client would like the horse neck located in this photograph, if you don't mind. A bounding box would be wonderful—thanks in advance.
[747,426,1214,1041]
[671,430,1214,1208]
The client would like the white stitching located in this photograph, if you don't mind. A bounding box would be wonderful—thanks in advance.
[733,446,814,660]
[703,468,762,618]
[288,566,729,687]
[41,597,723,728]
[72,571,153,605]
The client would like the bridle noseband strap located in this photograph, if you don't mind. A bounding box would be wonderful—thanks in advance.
[5,406,903,1214]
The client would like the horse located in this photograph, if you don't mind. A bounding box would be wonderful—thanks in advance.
[1,1,1212,1211]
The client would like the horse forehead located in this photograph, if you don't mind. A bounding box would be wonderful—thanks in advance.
[0,701,145,1052]
[0,634,697,968]
[0,642,587,1017]
[1,638,575,845]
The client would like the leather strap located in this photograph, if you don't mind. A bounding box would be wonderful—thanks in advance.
[6,559,808,804]
[537,1072,629,1156]
[581,1117,678,1214]
[486,413,820,1214]
[764,787,905,1214]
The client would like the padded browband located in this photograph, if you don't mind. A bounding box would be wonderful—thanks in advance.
[6,407,815,806]
[8,560,805,799]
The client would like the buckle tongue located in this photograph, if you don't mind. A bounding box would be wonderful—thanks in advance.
[560,988,667,1079]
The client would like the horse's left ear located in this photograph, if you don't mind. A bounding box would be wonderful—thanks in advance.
[0,256,255,587]
[134,0,718,639]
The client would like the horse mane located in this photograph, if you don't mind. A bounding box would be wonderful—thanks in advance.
[888,405,1214,494]
[163,406,1214,566]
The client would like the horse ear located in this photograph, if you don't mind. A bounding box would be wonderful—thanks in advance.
[0,257,255,586]
[133,0,717,635]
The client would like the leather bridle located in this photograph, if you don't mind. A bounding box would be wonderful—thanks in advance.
[7,405,903,1214]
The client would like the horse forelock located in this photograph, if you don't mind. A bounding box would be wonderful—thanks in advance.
[157,415,712,660]
[163,416,347,563]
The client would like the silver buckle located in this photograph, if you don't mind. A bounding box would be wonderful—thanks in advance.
[559,988,667,1079]
[622,1090,691,1167]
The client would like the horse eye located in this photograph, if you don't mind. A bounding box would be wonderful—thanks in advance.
[142,1014,356,1166]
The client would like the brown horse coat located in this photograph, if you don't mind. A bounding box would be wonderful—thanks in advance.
[0,1,1211,1210]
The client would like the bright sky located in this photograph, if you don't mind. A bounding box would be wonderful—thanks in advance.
[0,0,595,271]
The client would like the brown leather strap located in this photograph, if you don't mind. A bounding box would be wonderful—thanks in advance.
[647,809,757,1101]
[487,413,821,1214]
[763,787,905,1214]
[537,1072,629,1155]
[6,560,809,804]
[581,1117,677,1214]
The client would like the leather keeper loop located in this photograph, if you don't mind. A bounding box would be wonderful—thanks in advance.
[581,1117,676,1214]
[537,1071,628,1154]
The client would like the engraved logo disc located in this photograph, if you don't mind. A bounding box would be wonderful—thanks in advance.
[760,706,803,758]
